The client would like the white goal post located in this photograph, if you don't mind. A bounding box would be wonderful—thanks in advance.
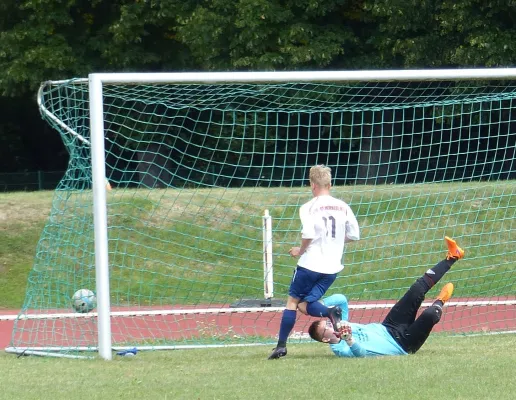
[88,68,516,360]
[6,68,516,360]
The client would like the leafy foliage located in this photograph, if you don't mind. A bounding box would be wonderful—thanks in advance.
[4,0,516,96]
[366,0,516,67]
[176,0,356,70]
[0,0,192,96]
[3,0,516,172]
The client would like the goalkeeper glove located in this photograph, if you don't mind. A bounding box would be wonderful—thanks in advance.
[338,322,353,343]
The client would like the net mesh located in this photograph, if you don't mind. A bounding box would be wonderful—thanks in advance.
[9,78,516,353]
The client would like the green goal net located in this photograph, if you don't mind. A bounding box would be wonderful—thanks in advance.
[7,72,516,358]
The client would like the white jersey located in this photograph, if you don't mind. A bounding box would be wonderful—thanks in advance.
[297,195,359,274]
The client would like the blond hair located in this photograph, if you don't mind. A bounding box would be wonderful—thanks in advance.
[309,165,332,188]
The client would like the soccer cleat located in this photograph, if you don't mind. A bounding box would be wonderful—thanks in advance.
[436,282,454,304]
[445,236,464,260]
[268,346,287,360]
[328,306,343,331]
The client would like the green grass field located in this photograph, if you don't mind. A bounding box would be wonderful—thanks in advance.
[0,191,53,308]
[1,187,515,399]
[1,336,515,400]
[2,181,515,312]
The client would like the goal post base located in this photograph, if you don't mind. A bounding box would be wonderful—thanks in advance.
[230,298,285,308]
[4,347,94,359]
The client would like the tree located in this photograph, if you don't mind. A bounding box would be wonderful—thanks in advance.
[364,0,516,68]
[0,0,195,97]
[0,0,194,173]
[174,0,360,70]
[1,0,514,180]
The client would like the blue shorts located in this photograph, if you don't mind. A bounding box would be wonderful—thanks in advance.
[288,266,337,303]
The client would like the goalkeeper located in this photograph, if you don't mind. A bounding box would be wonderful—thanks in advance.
[306,236,464,357]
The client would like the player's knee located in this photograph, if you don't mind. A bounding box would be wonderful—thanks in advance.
[286,296,300,310]
[419,275,434,290]
[297,301,308,315]
[306,300,328,318]
[423,305,442,324]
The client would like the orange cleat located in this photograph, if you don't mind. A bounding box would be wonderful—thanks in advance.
[445,236,464,260]
[436,282,454,304]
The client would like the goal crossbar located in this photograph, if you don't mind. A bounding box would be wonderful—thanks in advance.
[90,68,516,84]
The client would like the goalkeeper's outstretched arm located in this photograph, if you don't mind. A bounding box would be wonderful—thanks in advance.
[331,323,366,358]
[321,294,349,320]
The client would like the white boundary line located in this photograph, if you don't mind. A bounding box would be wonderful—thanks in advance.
[1,300,515,321]
[5,343,273,353]
[453,330,516,337]
[5,330,516,356]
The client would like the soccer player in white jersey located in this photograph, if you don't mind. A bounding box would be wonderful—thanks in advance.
[268,165,360,360]
[307,236,464,357]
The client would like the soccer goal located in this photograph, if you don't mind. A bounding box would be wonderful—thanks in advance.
[6,69,516,360]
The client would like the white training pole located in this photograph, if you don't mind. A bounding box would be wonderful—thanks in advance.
[89,74,112,360]
[263,209,273,299]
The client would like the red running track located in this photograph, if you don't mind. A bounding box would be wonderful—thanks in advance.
[1,299,515,350]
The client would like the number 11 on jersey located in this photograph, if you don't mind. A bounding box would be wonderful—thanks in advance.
[322,216,336,238]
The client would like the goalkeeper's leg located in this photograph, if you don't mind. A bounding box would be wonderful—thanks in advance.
[383,237,464,329]
[403,283,454,353]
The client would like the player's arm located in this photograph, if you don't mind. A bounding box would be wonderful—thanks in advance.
[338,323,366,357]
[290,206,315,257]
[344,206,360,243]
[335,340,366,358]
[329,341,355,357]
[322,294,349,321]
[289,238,312,258]
[329,334,366,358]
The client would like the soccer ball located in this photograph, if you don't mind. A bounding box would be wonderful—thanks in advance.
[72,289,97,313]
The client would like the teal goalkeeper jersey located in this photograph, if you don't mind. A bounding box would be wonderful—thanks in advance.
[322,294,408,357]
